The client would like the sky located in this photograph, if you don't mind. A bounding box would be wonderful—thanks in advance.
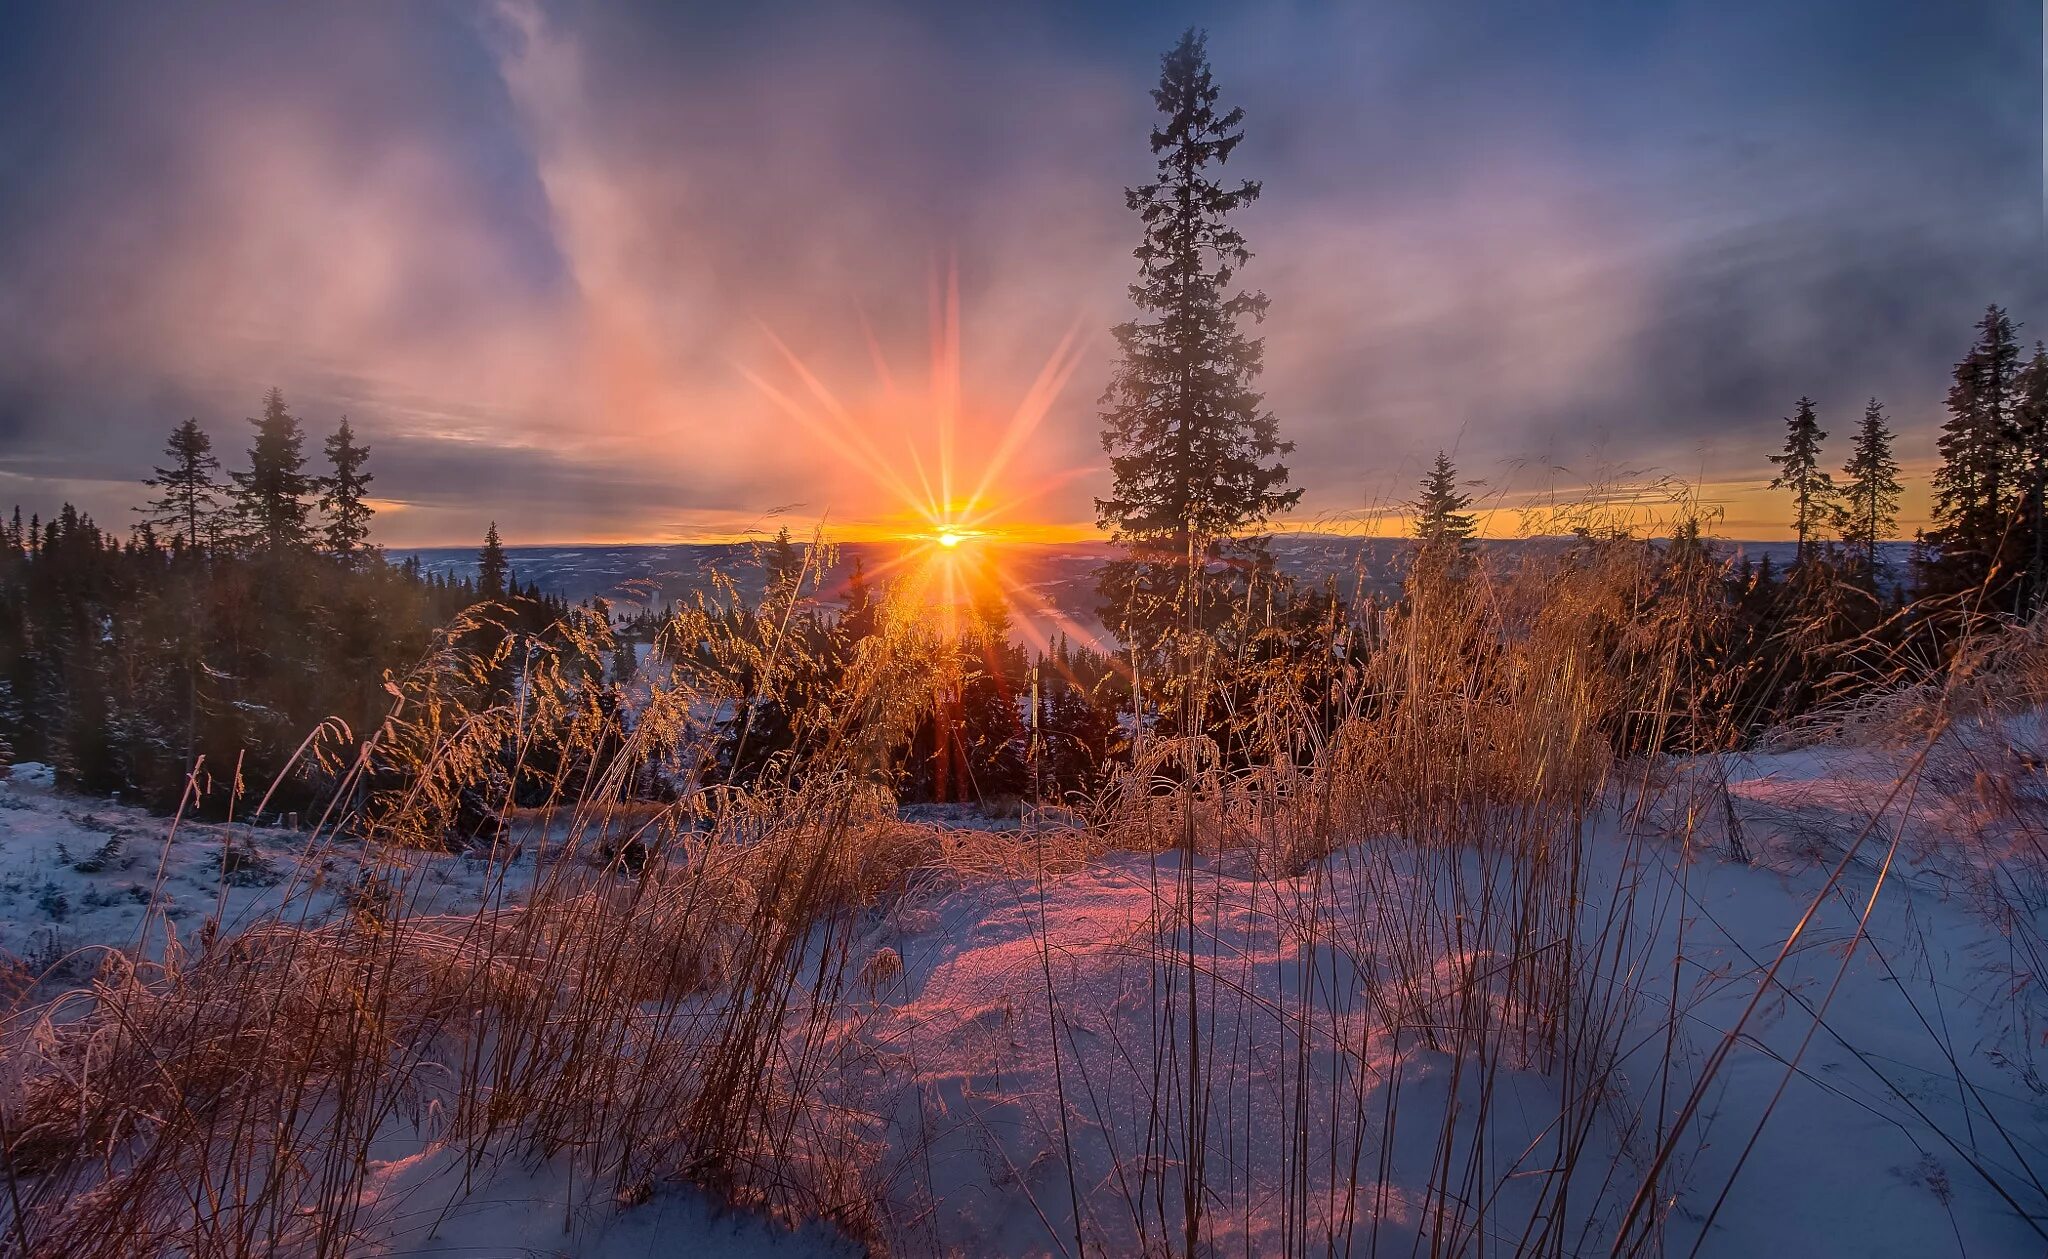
[0,0,2041,546]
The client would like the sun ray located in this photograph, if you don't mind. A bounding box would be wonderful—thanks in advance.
[987,568,1109,652]
[857,308,900,401]
[905,444,943,524]
[749,257,1094,636]
[961,314,1090,514]
[948,463,1099,531]
[736,364,930,515]
[754,326,933,512]
[931,256,961,525]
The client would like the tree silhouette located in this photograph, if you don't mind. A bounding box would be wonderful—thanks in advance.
[2015,343,2048,612]
[1410,451,1477,569]
[1838,398,1901,581]
[1768,396,1833,565]
[1926,306,2022,597]
[842,555,877,640]
[478,522,509,600]
[229,388,313,556]
[318,417,375,565]
[1097,28,1296,644]
[139,418,222,553]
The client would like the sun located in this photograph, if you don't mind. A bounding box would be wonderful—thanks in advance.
[743,260,1108,652]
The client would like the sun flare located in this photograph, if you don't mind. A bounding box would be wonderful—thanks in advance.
[744,263,1108,653]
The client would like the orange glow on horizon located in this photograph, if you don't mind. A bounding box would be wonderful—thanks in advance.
[743,261,1094,635]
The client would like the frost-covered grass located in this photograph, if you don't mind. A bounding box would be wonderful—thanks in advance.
[4,557,2048,1257]
[4,723,2046,1257]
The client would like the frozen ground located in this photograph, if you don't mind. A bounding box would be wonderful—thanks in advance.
[3,712,2047,1256]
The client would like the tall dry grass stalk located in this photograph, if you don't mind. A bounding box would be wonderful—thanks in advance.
[1030,538,1715,1257]
[1,531,2038,1256]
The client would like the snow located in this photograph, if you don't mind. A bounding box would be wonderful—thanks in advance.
[364,1144,858,1259]
[829,831,2044,1255]
[3,762,53,791]
[0,787,531,979]
[4,712,2048,1255]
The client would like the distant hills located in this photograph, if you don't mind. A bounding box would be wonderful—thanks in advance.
[395,534,1914,651]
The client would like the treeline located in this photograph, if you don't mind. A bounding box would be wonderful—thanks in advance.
[0,407,1128,819]
[1416,305,2047,608]
[1400,303,2047,743]
[1083,32,2042,763]
[0,390,569,814]
[2,317,2038,821]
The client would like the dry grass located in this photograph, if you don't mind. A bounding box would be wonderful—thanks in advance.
[2,533,2042,1256]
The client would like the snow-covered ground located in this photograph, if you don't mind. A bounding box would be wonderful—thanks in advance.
[4,712,2047,1256]
[0,765,521,979]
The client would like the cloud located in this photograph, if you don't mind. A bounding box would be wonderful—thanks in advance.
[0,1,2038,543]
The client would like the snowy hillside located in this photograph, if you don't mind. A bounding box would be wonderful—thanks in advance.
[3,703,2044,1256]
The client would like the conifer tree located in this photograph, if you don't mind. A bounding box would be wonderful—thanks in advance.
[317,417,375,565]
[1767,396,1833,565]
[1927,306,2023,596]
[140,418,223,553]
[1667,515,1709,568]
[842,555,877,640]
[478,522,509,600]
[2015,343,2048,611]
[1411,451,1476,557]
[229,388,313,556]
[765,526,803,591]
[1838,398,1901,579]
[1097,28,1296,641]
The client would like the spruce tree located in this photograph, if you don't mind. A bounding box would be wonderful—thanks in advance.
[765,526,803,591]
[2015,343,2048,611]
[842,555,877,640]
[1927,306,2023,597]
[1838,398,1901,580]
[1410,451,1476,571]
[1767,396,1833,565]
[139,418,223,553]
[229,388,313,556]
[1097,28,1297,642]
[478,522,509,600]
[318,417,375,564]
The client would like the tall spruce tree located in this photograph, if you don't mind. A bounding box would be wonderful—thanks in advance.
[1767,396,1833,565]
[1839,398,1901,580]
[229,388,314,556]
[478,522,509,600]
[1410,451,1476,571]
[318,417,375,564]
[1926,306,2023,597]
[1097,28,1296,642]
[139,418,223,552]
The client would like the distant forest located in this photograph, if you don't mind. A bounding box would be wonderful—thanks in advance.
[0,304,2043,825]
